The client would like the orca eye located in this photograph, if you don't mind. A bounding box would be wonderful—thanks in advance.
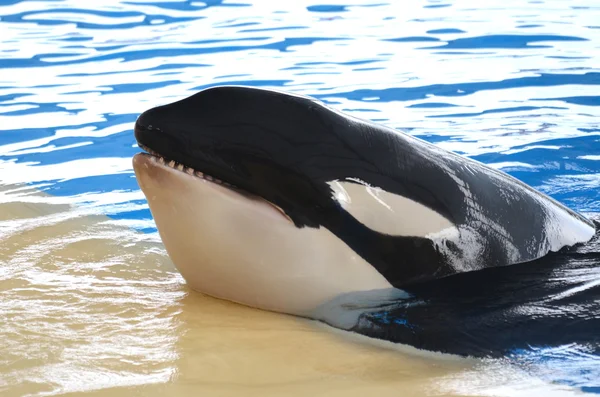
[327,180,455,237]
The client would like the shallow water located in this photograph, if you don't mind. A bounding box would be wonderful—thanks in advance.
[1,0,599,396]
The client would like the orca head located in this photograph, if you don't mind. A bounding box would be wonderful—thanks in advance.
[132,85,596,318]
[132,86,453,314]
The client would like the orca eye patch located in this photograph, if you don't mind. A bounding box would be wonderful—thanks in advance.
[328,179,455,237]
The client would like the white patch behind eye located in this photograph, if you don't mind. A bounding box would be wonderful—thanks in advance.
[328,180,455,237]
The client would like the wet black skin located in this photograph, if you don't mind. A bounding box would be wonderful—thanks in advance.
[134,85,594,288]
[346,218,600,357]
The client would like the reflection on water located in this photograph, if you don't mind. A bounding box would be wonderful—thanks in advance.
[0,185,179,395]
[1,0,599,395]
[1,188,589,397]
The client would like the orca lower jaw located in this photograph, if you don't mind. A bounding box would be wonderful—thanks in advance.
[138,142,237,188]
[135,143,292,222]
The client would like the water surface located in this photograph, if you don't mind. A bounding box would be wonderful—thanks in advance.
[1,0,599,395]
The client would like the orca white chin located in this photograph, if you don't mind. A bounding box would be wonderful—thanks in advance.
[132,152,392,316]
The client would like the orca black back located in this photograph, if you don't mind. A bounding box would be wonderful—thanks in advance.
[342,218,600,358]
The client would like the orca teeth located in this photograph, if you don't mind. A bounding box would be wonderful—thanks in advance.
[137,142,293,222]
[138,143,230,187]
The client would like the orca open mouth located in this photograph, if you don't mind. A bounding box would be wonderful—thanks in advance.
[134,140,293,223]
[138,142,240,191]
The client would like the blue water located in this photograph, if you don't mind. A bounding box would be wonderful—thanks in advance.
[1,0,599,394]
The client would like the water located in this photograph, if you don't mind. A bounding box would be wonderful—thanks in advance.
[1,0,599,395]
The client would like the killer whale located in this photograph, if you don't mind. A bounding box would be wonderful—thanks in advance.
[132,85,598,357]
